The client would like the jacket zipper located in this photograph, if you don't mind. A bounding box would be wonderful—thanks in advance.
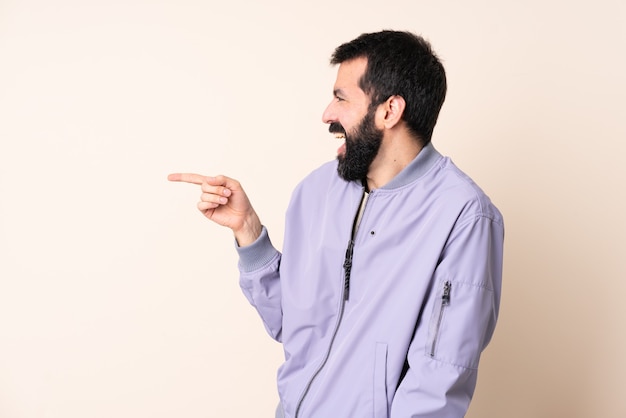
[343,239,355,300]
[294,190,367,417]
[343,190,368,302]
[429,281,451,357]
[294,286,348,417]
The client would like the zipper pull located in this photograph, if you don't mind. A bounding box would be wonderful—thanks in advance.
[442,281,451,306]
[343,240,355,300]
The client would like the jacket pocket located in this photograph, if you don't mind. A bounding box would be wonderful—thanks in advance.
[424,279,493,369]
[373,342,389,418]
[426,280,451,358]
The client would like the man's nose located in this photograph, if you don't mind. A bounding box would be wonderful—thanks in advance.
[321,100,336,124]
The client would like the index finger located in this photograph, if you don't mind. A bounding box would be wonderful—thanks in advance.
[167,173,206,185]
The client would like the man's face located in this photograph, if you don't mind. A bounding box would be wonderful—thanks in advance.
[322,57,384,182]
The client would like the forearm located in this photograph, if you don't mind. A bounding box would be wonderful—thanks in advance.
[392,360,477,417]
[237,226,284,341]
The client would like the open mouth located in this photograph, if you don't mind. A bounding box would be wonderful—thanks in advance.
[329,123,347,156]
[333,132,347,156]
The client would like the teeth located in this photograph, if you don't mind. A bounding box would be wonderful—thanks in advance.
[333,133,346,139]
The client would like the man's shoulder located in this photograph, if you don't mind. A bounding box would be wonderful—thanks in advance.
[305,159,339,181]
[435,158,503,224]
[287,159,359,210]
[295,159,343,191]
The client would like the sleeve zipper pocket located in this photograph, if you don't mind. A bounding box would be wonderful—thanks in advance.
[429,281,451,357]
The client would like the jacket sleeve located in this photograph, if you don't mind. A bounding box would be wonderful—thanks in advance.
[237,226,284,342]
[391,214,504,417]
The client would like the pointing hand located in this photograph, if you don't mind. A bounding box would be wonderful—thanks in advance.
[168,173,262,246]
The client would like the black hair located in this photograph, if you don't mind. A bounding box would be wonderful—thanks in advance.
[330,30,447,144]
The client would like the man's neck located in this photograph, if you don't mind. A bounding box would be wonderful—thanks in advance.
[366,135,423,190]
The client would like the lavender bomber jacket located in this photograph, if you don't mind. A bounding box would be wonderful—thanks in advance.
[237,144,504,417]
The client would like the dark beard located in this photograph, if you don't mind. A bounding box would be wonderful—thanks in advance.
[335,110,383,182]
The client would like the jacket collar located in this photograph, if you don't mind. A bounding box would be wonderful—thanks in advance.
[372,142,442,190]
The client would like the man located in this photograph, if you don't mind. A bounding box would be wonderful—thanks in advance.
[169,30,504,418]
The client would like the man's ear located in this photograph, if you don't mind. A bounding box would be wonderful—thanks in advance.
[377,95,406,129]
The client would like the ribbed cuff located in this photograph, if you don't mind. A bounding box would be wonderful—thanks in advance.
[236,226,279,273]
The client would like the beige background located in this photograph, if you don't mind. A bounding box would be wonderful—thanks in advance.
[1,0,625,417]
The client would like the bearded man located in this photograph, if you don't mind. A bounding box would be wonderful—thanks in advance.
[169,30,504,418]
